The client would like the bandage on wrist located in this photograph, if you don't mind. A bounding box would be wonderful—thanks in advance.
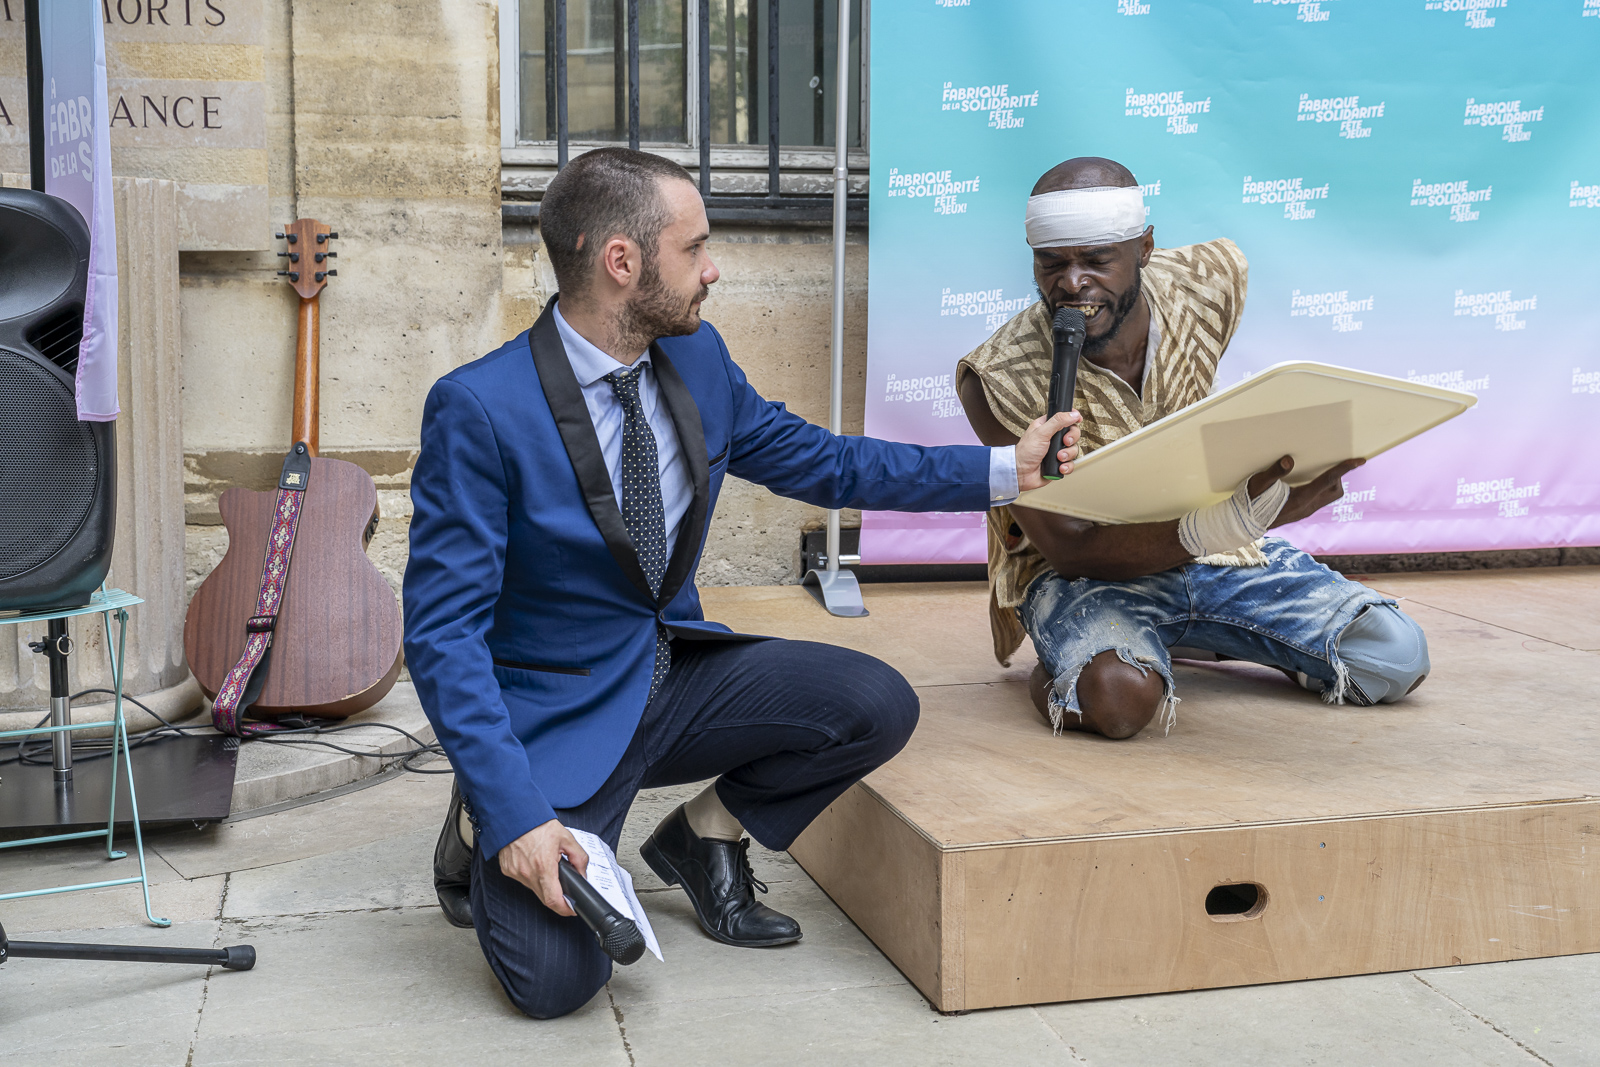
[1177,476,1290,558]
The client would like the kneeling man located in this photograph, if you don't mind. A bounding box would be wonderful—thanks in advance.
[404,148,1079,1017]
[958,156,1430,740]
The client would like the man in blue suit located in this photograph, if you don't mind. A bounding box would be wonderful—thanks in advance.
[404,148,1079,1018]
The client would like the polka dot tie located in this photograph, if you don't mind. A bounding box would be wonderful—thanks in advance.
[604,367,671,700]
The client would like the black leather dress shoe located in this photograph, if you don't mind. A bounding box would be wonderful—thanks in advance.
[434,783,474,929]
[640,805,802,948]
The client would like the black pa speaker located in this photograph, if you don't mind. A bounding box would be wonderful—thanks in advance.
[0,187,117,613]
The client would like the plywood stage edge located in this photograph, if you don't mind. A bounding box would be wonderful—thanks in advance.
[791,786,1600,1012]
[703,573,1600,1012]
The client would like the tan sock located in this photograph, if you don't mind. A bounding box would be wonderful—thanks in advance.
[684,783,744,842]
[457,805,475,848]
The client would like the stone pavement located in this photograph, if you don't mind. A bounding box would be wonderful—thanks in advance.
[2,766,1595,1067]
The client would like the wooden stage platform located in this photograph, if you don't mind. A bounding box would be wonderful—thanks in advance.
[700,568,1600,1012]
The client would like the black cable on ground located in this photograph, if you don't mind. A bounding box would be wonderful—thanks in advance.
[0,691,450,774]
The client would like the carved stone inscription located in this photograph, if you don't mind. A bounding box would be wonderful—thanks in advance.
[0,0,266,250]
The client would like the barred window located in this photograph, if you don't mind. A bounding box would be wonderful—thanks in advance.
[506,0,864,151]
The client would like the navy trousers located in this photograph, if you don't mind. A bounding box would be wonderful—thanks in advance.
[468,637,919,1019]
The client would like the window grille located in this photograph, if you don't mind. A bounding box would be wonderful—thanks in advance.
[500,0,867,221]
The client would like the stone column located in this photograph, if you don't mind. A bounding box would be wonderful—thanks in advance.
[0,177,200,734]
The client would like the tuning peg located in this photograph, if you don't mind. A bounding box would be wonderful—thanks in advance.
[278,251,300,262]
[329,232,339,240]
[274,232,286,240]
[286,233,298,244]
[277,270,300,280]
[327,269,337,277]
[326,251,337,258]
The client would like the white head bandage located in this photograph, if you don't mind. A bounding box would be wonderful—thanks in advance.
[1025,185,1149,248]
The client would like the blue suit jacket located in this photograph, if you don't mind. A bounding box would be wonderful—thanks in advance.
[403,299,992,856]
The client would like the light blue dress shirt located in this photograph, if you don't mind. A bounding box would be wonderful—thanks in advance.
[553,305,1020,555]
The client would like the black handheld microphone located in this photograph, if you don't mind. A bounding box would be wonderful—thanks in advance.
[1042,307,1087,480]
[559,858,647,965]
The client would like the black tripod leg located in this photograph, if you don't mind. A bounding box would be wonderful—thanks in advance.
[0,923,255,971]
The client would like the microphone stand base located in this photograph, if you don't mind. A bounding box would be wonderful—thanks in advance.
[802,568,869,618]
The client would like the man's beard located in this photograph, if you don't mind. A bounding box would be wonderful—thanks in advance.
[614,257,709,351]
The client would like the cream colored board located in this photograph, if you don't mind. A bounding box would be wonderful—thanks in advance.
[1015,361,1476,524]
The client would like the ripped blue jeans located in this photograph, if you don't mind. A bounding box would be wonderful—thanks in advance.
[1018,537,1395,733]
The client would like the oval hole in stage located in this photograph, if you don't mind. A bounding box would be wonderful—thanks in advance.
[1205,882,1268,921]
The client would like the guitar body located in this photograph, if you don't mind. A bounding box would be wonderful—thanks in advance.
[185,457,403,718]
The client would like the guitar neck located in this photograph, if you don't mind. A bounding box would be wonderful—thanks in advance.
[292,293,320,457]
[277,218,339,459]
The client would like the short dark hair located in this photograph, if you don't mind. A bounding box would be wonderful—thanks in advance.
[1032,156,1137,195]
[540,148,697,298]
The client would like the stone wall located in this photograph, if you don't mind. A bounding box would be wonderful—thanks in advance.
[180,0,509,604]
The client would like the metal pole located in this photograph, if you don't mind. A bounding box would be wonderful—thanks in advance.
[767,0,779,200]
[627,0,641,149]
[800,0,865,617]
[698,0,712,193]
[544,0,558,139]
[613,0,626,138]
[556,0,570,167]
[746,0,759,145]
[24,0,44,191]
[727,0,738,144]
[45,619,72,783]
[825,0,850,578]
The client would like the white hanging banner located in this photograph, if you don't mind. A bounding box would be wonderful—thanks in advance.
[41,1,118,422]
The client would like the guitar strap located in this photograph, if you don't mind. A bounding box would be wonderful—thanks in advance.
[210,444,313,737]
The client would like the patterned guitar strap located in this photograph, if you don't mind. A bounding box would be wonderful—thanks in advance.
[210,444,313,737]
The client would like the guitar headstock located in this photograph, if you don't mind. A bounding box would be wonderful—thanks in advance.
[275,218,339,300]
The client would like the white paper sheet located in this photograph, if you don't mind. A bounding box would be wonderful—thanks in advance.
[566,828,663,962]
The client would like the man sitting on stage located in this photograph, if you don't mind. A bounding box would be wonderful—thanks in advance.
[404,148,1079,1018]
[958,156,1430,740]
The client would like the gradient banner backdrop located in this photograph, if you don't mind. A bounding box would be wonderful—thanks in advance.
[860,0,1600,564]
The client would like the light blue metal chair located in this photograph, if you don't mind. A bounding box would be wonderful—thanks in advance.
[0,587,168,927]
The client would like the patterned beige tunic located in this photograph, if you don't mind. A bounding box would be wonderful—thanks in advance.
[956,238,1255,665]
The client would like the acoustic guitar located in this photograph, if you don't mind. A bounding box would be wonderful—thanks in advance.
[184,219,403,719]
